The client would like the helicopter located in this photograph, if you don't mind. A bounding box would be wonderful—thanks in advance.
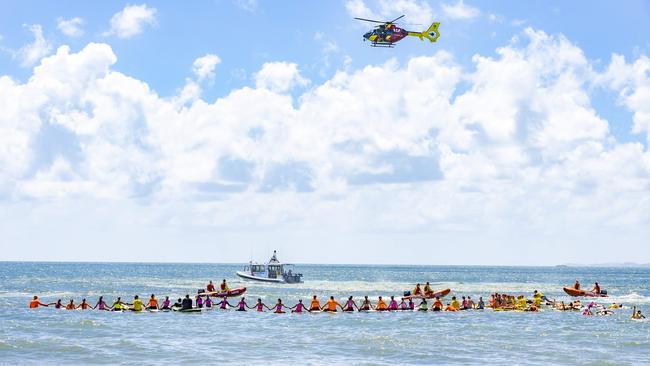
[354,15,440,48]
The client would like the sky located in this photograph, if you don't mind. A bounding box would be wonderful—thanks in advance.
[1,0,650,265]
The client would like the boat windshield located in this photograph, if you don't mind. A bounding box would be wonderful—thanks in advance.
[251,264,265,273]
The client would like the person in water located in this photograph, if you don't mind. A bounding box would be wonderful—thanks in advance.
[358,296,372,311]
[29,296,48,308]
[236,297,248,311]
[255,298,270,312]
[217,296,234,310]
[160,296,171,310]
[387,296,399,311]
[574,280,581,290]
[273,298,289,313]
[418,299,428,311]
[446,296,460,311]
[49,299,63,309]
[412,283,423,296]
[322,296,343,312]
[146,294,159,310]
[204,295,213,309]
[172,298,182,310]
[343,296,357,312]
[195,295,204,309]
[432,296,443,311]
[291,299,306,313]
[309,295,321,311]
[129,295,145,312]
[476,296,484,310]
[206,281,216,292]
[77,298,92,310]
[65,299,76,310]
[375,296,388,311]
[423,282,433,295]
[181,294,193,310]
[632,306,646,319]
[220,279,230,292]
[408,298,415,310]
[111,297,125,311]
[399,297,408,310]
[93,296,109,311]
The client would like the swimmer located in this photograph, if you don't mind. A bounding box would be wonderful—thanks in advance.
[77,298,91,310]
[309,295,321,312]
[273,299,289,313]
[375,296,388,311]
[49,299,63,309]
[128,295,144,312]
[343,296,357,312]
[418,299,428,311]
[291,299,306,313]
[476,296,485,310]
[204,295,213,309]
[387,296,399,311]
[632,307,646,319]
[181,294,193,310]
[466,296,475,310]
[359,296,372,311]
[29,296,48,308]
[146,294,159,310]
[449,296,460,311]
[432,296,443,311]
[94,296,109,311]
[217,297,234,310]
[195,295,203,309]
[461,296,468,310]
[172,298,182,310]
[408,298,415,310]
[160,296,171,310]
[111,297,125,311]
[65,299,76,310]
[236,297,248,311]
[255,298,270,312]
[322,296,343,312]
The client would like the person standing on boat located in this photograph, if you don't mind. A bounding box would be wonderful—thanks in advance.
[270,250,279,263]
[573,280,581,290]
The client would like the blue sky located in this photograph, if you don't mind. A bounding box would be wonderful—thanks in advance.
[1,0,650,265]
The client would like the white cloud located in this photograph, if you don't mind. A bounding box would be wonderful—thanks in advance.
[441,0,480,20]
[57,17,84,37]
[17,24,53,67]
[106,4,157,39]
[2,28,650,263]
[192,54,221,82]
[254,61,309,92]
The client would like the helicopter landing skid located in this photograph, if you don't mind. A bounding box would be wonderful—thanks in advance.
[370,42,395,48]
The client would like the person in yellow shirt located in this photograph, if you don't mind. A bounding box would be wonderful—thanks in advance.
[309,295,321,311]
[321,296,343,312]
[375,296,388,311]
[129,295,145,312]
[517,295,527,309]
[423,282,433,296]
[446,296,460,311]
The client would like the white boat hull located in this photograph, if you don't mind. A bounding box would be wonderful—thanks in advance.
[236,271,285,283]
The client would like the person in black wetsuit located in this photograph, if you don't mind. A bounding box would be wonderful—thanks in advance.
[181,294,193,310]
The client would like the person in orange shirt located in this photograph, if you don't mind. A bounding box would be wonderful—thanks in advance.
[375,296,388,311]
[206,281,216,292]
[309,295,321,311]
[29,296,48,308]
[432,296,443,311]
[412,284,422,296]
[321,296,342,312]
[65,299,76,310]
[146,294,159,310]
[76,298,92,310]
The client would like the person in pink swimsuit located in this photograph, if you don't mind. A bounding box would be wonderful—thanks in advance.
[255,298,270,312]
[343,296,357,312]
[291,299,306,313]
[273,299,289,313]
[217,296,234,310]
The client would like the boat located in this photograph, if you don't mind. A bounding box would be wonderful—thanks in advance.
[403,288,451,300]
[198,287,247,298]
[563,287,608,297]
[236,250,303,283]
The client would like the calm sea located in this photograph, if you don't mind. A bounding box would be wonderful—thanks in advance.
[1,262,649,365]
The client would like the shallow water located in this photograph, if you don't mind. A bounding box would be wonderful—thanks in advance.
[1,262,649,365]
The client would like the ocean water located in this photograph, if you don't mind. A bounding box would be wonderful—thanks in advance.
[1,262,649,365]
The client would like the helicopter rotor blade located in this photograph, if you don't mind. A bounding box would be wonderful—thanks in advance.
[388,15,405,24]
[354,17,387,24]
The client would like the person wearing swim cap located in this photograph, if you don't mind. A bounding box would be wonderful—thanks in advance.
[29,296,48,308]
[322,296,343,312]
[309,295,321,312]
